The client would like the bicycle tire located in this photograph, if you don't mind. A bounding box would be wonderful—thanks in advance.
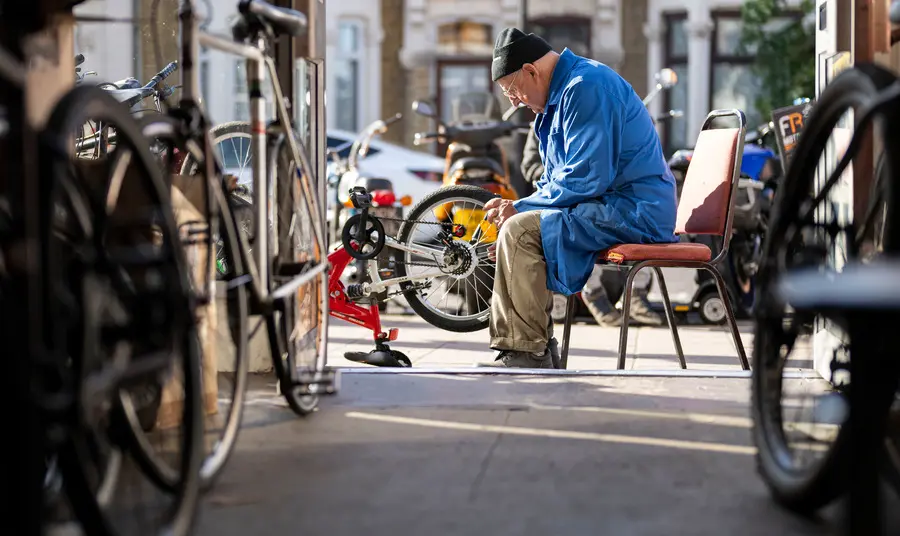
[266,131,326,416]
[394,185,499,333]
[139,114,250,490]
[179,121,251,177]
[752,64,897,514]
[40,84,203,536]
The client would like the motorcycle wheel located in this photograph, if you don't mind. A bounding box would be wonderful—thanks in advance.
[697,291,726,325]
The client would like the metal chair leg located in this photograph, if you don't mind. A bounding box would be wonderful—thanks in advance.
[706,266,749,370]
[652,266,686,369]
[617,263,644,370]
[560,295,575,369]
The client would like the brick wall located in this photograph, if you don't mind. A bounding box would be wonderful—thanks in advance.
[380,0,407,145]
[619,0,648,96]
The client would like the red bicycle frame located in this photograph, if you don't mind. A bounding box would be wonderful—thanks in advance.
[327,244,399,343]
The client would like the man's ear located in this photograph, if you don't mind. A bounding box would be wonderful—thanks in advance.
[522,63,538,78]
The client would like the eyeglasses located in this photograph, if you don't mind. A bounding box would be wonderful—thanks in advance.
[500,70,521,99]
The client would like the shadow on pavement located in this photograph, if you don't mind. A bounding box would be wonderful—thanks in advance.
[197,373,892,536]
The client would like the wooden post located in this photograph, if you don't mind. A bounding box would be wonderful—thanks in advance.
[853,0,876,233]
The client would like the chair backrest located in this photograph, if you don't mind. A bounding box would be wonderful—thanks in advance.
[674,110,746,241]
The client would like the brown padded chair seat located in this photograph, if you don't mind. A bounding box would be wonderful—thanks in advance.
[600,242,712,264]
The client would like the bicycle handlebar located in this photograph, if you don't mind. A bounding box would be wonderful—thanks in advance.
[383,113,403,127]
[413,132,442,145]
[143,61,179,91]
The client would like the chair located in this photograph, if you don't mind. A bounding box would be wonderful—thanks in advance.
[558,109,750,371]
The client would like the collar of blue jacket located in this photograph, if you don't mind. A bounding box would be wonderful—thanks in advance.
[545,48,578,108]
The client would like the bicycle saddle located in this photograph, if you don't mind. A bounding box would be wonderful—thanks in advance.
[237,0,307,37]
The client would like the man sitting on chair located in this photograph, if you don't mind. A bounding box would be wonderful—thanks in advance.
[482,28,678,369]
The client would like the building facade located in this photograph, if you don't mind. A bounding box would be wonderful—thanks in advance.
[645,0,807,154]
[72,0,807,156]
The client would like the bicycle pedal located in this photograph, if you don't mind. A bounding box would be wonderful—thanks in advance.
[292,368,340,396]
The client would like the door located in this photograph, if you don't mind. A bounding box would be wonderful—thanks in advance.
[812,0,853,380]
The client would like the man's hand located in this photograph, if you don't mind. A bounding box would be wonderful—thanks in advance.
[484,198,517,229]
[487,243,497,262]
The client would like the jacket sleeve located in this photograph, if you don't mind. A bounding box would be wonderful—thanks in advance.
[513,82,623,212]
[520,128,544,185]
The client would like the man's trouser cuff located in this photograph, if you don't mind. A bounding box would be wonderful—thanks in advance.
[490,337,547,354]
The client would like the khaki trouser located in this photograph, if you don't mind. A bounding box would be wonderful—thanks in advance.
[489,211,554,353]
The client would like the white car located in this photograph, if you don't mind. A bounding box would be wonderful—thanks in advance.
[326,128,445,211]
[213,126,445,213]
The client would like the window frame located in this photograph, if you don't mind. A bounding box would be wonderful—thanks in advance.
[334,18,365,132]
[434,58,492,155]
[662,12,688,154]
[707,9,805,122]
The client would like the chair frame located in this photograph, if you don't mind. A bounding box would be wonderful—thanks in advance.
[558,109,750,371]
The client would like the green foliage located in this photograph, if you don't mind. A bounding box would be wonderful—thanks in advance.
[739,0,816,121]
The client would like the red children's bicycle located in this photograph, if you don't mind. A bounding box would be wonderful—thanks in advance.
[328,184,499,367]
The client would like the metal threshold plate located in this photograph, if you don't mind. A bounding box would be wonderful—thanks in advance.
[336,367,819,379]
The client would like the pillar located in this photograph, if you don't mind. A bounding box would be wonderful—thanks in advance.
[643,21,665,132]
[685,15,713,143]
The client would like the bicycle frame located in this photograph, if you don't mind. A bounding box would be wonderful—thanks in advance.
[175,0,331,377]
[178,0,327,305]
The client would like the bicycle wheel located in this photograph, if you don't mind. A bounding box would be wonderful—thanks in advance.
[140,115,250,489]
[38,84,203,536]
[751,64,896,514]
[180,121,252,193]
[393,185,499,332]
[266,131,327,416]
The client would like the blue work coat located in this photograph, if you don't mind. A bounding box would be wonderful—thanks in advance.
[513,49,678,296]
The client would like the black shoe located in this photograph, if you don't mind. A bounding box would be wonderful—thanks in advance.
[548,337,560,369]
[478,348,554,369]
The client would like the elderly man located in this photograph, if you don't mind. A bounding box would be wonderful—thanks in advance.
[482,28,678,368]
[522,128,665,328]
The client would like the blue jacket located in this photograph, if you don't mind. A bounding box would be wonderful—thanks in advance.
[513,49,678,296]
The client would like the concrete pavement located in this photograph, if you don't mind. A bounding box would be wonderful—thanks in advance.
[191,313,900,535]
[326,312,753,371]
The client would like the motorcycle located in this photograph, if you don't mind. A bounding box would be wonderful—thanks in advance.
[327,114,413,311]
[410,98,523,207]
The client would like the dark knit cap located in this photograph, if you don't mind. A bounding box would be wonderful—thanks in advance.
[491,27,553,82]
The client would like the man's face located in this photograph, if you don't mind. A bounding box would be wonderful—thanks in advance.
[498,64,548,114]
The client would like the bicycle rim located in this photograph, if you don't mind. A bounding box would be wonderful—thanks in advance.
[140,114,250,489]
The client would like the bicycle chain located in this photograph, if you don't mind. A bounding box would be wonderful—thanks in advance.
[363,214,468,270]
